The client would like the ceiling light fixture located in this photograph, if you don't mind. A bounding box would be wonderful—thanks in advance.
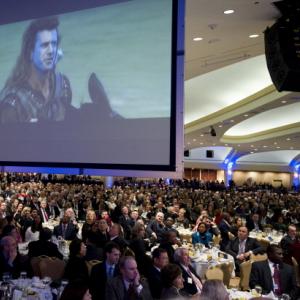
[224,9,235,14]
[286,138,291,141]
[244,114,248,117]
[193,37,203,41]
[193,139,197,142]
[281,100,287,103]
[249,34,259,38]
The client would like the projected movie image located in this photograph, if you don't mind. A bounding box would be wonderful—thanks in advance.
[0,0,177,169]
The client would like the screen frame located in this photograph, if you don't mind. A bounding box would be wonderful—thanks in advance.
[0,0,185,178]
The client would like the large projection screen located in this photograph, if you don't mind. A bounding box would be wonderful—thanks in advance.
[0,0,184,178]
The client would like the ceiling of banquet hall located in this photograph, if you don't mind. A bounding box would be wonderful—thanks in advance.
[184,0,300,170]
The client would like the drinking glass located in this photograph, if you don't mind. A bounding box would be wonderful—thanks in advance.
[42,276,51,288]
[208,241,214,249]
[254,285,262,296]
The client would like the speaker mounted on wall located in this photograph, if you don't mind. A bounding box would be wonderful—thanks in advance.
[206,150,214,158]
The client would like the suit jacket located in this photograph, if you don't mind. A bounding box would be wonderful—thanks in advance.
[105,275,153,300]
[177,264,201,296]
[246,219,263,232]
[53,222,78,240]
[90,261,120,300]
[146,220,165,242]
[225,237,264,259]
[28,240,63,260]
[146,266,163,299]
[38,207,51,223]
[250,260,299,300]
[219,220,232,251]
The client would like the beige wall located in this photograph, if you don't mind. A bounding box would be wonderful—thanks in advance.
[232,171,291,187]
[217,170,225,182]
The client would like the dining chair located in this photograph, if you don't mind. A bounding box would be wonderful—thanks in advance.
[86,259,102,276]
[205,267,224,281]
[39,256,65,281]
[291,257,300,287]
[239,260,252,291]
[250,253,267,262]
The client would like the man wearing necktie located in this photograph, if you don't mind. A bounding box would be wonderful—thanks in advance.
[174,247,202,296]
[90,242,121,300]
[225,226,264,273]
[250,244,299,299]
[105,256,153,300]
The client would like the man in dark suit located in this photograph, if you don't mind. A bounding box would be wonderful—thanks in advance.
[28,228,63,260]
[146,212,165,242]
[250,244,299,299]
[225,226,264,272]
[280,224,297,264]
[174,247,202,296]
[146,248,169,299]
[118,206,132,240]
[53,214,78,241]
[90,242,121,300]
[38,199,51,223]
[246,213,263,232]
[105,256,153,300]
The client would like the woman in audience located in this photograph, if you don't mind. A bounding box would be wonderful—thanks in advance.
[199,279,229,300]
[19,206,32,238]
[192,222,213,248]
[64,238,89,282]
[160,264,187,299]
[174,208,190,229]
[60,280,92,300]
[231,216,243,237]
[129,223,151,275]
[1,223,22,244]
[25,214,43,242]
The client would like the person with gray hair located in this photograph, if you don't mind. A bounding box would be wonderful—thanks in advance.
[199,279,229,300]
[174,247,202,296]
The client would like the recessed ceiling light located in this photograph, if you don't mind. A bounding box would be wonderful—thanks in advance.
[193,37,203,41]
[224,9,235,14]
[200,142,203,145]
[193,139,197,142]
[218,125,223,128]
[263,145,268,148]
[290,147,294,149]
[230,120,234,123]
[276,146,281,149]
[250,151,254,154]
[249,34,259,38]
[187,142,191,145]
[281,100,287,103]
[213,143,216,146]
[250,145,254,147]
[286,138,291,141]
[225,144,228,146]
[244,114,248,117]
[274,142,277,145]
[200,134,204,137]
[254,149,258,151]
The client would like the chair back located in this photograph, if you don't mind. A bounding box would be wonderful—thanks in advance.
[250,253,267,262]
[86,260,101,276]
[213,235,221,247]
[30,255,49,278]
[39,257,65,281]
[239,260,252,291]
[219,262,233,287]
[205,267,223,281]
[256,239,270,251]
[291,257,300,287]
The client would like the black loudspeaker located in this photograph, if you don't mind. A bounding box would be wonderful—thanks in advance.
[184,150,190,157]
[206,150,214,158]
[265,21,300,92]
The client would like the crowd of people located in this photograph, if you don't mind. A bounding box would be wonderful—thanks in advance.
[0,173,299,299]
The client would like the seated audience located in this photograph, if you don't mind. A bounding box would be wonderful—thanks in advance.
[105,256,152,300]
[53,214,78,241]
[90,242,121,300]
[146,212,165,242]
[174,247,202,296]
[81,209,97,242]
[250,244,299,299]
[160,264,186,299]
[64,238,89,282]
[147,248,169,299]
[28,227,63,260]
[246,213,263,232]
[199,279,229,300]
[25,214,42,242]
[0,236,26,278]
[225,226,264,273]
[280,224,297,265]
[108,223,129,254]
[192,222,213,247]
[159,231,181,263]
